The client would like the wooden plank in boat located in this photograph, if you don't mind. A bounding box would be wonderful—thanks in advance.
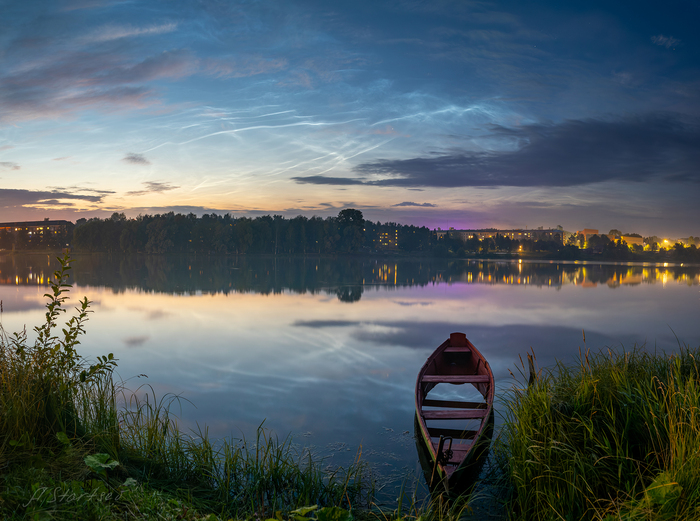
[423,399,486,409]
[422,408,489,419]
[427,427,479,439]
[421,374,491,384]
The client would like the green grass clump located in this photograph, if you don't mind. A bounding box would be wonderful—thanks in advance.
[499,346,700,520]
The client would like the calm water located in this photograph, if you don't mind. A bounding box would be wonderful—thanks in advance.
[2,253,699,495]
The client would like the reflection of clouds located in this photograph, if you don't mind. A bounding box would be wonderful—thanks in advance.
[123,335,149,348]
[293,319,361,328]
[147,309,171,320]
[393,301,433,307]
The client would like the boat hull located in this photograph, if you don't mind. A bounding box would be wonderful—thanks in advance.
[414,332,495,492]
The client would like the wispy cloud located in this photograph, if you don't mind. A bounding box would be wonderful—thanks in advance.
[651,35,680,49]
[84,23,178,43]
[1,40,196,122]
[127,181,179,196]
[122,153,151,165]
[0,162,20,170]
[204,56,288,78]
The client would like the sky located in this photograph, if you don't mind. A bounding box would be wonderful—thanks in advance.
[0,0,698,237]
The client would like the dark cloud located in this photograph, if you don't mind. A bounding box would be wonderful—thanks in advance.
[392,202,437,207]
[0,162,20,170]
[34,199,78,206]
[351,114,700,188]
[127,181,179,196]
[0,188,104,207]
[122,153,151,165]
[292,175,365,185]
[124,205,231,216]
[60,186,115,196]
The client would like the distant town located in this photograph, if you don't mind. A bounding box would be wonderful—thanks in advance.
[0,211,698,262]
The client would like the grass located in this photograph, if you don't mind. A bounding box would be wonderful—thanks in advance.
[498,344,700,520]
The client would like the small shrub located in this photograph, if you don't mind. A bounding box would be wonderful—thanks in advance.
[0,254,117,465]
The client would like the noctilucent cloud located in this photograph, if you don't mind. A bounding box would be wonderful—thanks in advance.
[1,0,698,236]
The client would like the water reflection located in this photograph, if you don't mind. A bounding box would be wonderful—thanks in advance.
[1,254,698,297]
[1,253,699,501]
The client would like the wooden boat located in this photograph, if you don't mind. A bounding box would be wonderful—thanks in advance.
[414,332,495,492]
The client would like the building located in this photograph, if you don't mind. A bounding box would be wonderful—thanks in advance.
[575,229,599,242]
[620,235,644,247]
[376,229,398,249]
[438,228,564,244]
[0,218,73,248]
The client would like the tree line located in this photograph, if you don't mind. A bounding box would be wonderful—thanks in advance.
[3,210,698,262]
[71,209,436,255]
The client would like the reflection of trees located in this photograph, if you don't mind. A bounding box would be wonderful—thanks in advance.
[336,286,364,302]
[1,255,698,299]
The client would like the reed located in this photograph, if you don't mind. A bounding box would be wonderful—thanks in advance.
[498,345,700,520]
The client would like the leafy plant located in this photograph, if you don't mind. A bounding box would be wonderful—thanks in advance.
[84,453,120,479]
[0,254,118,460]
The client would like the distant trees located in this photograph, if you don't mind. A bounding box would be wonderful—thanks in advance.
[587,234,611,253]
[70,210,371,255]
[672,243,700,262]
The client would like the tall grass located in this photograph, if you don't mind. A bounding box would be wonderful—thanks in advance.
[0,255,372,519]
[498,345,700,520]
[116,386,372,517]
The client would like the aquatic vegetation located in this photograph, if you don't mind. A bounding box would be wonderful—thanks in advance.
[498,344,700,520]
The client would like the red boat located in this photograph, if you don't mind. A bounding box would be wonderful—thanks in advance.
[414,332,495,491]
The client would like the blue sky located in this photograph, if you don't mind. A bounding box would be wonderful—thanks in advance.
[0,0,698,236]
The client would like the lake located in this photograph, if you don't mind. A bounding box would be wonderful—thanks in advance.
[1,253,699,497]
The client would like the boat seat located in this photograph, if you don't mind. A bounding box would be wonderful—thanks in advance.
[423,399,486,409]
[421,408,489,419]
[427,427,479,440]
[421,375,490,384]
